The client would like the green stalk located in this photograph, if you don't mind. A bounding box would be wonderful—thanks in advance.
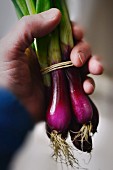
[36,0,52,13]
[37,36,51,87]
[36,0,52,87]
[53,0,74,59]
[25,0,36,14]
[15,0,29,15]
[36,36,49,68]
[11,0,24,19]
[48,28,61,65]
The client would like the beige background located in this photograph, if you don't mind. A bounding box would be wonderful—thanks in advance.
[0,0,113,170]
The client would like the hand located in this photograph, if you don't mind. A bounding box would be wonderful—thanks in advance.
[0,9,61,122]
[0,8,103,122]
[70,23,104,94]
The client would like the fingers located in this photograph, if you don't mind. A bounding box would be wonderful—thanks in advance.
[70,40,91,67]
[80,55,103,94]
[70,23,103,95]
[2,9,61,56]
[81,55,103,94]
[80,55,104,78]
[71,23,104,74]
[72,22,84,41]
[83,77,95,95]
[88,55,104,75]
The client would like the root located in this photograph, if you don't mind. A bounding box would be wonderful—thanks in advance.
[71,122,92,152]
[50,130,78,168]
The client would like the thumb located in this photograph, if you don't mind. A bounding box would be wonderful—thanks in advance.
[2,8,61,55]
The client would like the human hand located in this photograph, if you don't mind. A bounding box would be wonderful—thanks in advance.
[0,8,103,122]
[0,9,61,122]
[70,23,104,94]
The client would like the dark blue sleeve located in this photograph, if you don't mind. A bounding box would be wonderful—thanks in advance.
[0,88,34,170]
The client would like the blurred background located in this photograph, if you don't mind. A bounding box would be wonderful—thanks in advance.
[0,0,113,170]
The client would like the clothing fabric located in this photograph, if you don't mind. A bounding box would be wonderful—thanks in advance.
[0,88,34,170]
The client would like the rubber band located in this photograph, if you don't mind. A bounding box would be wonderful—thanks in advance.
[41,61,74,74]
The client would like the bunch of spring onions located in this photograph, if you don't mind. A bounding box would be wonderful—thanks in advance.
[12,0,99,167]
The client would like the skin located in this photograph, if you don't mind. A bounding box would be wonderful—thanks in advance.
[0,9,103,122]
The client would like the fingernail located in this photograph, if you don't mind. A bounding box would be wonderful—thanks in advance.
[41,8,59,20]
[78,52,85,65]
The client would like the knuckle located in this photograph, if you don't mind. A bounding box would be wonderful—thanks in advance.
[76,41,91,54]
[18,16,33,46]
[81,41,91,57]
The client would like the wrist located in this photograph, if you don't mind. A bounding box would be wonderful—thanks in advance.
[0,87,35,129]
